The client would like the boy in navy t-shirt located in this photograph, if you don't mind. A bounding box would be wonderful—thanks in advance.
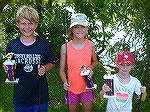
[4,5,56,112]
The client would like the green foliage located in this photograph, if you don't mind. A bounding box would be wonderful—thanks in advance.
[1,0,150,111]
[1,2,71,59]
[36,4,71,57]
[0,79,14,112]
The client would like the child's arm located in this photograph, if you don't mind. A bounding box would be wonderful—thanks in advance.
[59,44,70,90]
[44,63,55,72]
[100,84,110,98]
[138,86,147,101]
[89,41,97,70]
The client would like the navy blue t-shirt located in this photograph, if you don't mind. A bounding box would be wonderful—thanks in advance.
[6,37,56,106]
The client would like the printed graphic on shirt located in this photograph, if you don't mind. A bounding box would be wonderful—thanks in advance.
[14,54,41,72]
[23,64,33,72]
[115,91,129,107]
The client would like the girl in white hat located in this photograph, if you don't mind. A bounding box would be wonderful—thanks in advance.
[60,13,97,112]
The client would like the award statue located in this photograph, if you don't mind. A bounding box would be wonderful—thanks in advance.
[103,66,115,98]
[3,52,19,84]
[80,65,97,89]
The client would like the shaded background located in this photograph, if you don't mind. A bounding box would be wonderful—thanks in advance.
[0,0,150,111]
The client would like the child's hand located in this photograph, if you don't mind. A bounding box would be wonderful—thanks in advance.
[3,65,8,74]
[140,86,146,94]
[102,83,111,92]
[100,83,111,98]
[139,86,147,101]
[63,82,70,90]
[38,65,45,76]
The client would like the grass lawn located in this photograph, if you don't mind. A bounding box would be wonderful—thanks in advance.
[0,63,106,112]
[0,70,14,112]
[0,63,149,112]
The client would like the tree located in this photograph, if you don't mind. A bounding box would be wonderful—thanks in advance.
[0,0,11,13]
[0,1,72,59]
[1,0,150,111]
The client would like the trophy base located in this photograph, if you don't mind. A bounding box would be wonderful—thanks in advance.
[86,84,97,90]
[5,78,19,84]
[103,94,116,98]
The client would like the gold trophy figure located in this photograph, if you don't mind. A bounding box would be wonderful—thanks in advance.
[103,66,115,98]
[3,52,19,84]
[80,65,97,89]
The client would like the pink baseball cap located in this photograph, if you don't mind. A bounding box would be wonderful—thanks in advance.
[116,51,135,65]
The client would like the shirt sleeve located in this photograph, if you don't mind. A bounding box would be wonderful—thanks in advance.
[45,44,56,64]
[134,78,141,95]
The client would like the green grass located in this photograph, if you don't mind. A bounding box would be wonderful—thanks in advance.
[0,63,150,112]
[0,71,14,112]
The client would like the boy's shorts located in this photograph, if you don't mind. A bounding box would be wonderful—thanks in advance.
[14,102,48,112]
[65,90,93,105]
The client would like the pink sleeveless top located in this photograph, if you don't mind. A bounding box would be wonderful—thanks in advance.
[67,39,92,94]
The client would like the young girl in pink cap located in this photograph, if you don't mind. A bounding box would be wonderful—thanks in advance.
[100,51,147,112]
[59,13,97,112]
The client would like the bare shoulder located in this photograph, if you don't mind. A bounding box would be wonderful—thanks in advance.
[61,43,67,54]
[61,43,66,49]
[88,40,95,48]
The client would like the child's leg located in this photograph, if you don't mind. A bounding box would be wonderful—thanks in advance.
[69,104,78,112]
[80,90,93,112]
[67,91,79,112]
[82,102,92,112]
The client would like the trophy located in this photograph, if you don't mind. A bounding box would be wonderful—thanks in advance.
[3,52,19,84]
[80,65,97,89]
[103,66,115,98]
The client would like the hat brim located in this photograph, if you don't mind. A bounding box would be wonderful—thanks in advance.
[69,22,88,28]
[116,61,135,65]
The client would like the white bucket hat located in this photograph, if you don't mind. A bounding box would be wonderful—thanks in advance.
[69,13,88,28]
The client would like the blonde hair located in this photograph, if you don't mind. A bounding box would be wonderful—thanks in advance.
[16,5,39,23]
